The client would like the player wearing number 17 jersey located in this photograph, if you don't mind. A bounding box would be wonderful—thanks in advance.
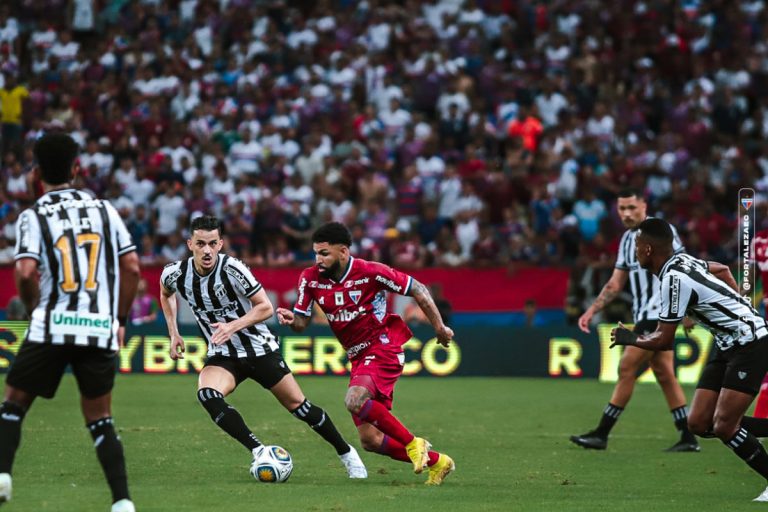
[277,222,455,485]
[0,133,140,512]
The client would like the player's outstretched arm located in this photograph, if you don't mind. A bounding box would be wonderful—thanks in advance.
[117,252,140,347]
[210,288,274,345]
[708,261,738,292]
[610,321,676,351]
[578,268,628,333]
[14,257,40,316]
[159,283,185,359]
[409,279,453,347]
[276,307,310,332]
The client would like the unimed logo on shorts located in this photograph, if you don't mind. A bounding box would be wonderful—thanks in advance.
[50,311,113,338]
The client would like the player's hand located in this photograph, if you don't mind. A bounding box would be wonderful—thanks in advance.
[170,335,186,359]
[578,309,594,334]
[210,322,235,346]
[436,325,454,347]
[276,307,295,326]
[610,321,639,348]
[682,317,696,336]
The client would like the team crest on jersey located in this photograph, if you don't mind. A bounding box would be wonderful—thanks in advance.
[335,292,344,305]
[214,283,227,299]
[349,290,361,304]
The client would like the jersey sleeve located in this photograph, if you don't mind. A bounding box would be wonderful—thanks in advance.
[160,262,182,293]
[671,223,685,255]
[369,261,414,296]
[224,258,262,298]
[14,209,41,261]
[658,271,693,323]
[293,268,314,317]
[105,201,136,256]
[614,230,630,270]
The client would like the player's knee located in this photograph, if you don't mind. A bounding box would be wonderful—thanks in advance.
[345,390,368,414]
[712,415,740,440]
[617,360,638,381]
[687,416,710,436]
[359,436,380,452]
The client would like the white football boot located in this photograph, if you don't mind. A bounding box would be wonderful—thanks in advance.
[339,445,367,478]
[0,473,11,504]
[110,498,135,512]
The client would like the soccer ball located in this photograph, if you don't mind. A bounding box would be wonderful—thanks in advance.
[250,445,293,483]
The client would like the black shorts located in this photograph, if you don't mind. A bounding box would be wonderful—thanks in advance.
[6,341,117,399]
[204,351,291,390]
[697,337,768,395]
[634,319,657,335]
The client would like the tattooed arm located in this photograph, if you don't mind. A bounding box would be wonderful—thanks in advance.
[409,279,454,347]
[577,268,629,334]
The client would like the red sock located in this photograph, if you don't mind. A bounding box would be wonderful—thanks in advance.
[358,399,414,446]
[378,435,440,466]
[756,378,768,418]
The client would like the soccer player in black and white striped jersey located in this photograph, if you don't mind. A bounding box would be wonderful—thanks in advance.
[159,215,366,479]
[0,133,140,512]
[611,218,768,501]
[571,189,699,452]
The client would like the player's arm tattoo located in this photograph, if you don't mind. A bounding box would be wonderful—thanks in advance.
[591,283,620,312]
[410,279,445,329]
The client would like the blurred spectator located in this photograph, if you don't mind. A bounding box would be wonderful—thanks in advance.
[0,72,28,156]
[5,295,27,320]
[129,279,159,326]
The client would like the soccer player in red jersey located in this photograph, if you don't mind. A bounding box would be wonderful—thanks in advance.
[276,222,455,485]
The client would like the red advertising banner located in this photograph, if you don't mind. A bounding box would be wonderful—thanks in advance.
[0,265,568,312]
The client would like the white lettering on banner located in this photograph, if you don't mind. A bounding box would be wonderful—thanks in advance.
[375,275,402,292]
[50,311,113,337]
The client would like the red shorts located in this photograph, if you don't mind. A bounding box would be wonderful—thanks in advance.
[349,344,404,420]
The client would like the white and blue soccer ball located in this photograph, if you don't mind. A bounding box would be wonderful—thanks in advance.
[250,445,293,483]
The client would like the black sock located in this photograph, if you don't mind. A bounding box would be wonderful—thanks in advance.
[725,427,768,480]
[0,402,26,474]
[671,406,696,442]
[742,417,768,437]
[86,417,129,503]
[595,403,623,437]
[291,399,350,455]
[197,388,261,451]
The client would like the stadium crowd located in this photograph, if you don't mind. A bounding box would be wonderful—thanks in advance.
[0,0,763,310]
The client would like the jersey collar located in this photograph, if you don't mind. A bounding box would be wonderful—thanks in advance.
[336,256,354,284]
[658,254,676,278]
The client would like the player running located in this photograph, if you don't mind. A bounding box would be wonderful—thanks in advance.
[276,222,455,485]
[160,216,367,479]
[611,218,768,502]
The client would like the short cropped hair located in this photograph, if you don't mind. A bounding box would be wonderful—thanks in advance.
[312,222,352,246]
[190,215,222,236]
[34,133,79,185]
[618,187,645,201]
[637,218,673,247]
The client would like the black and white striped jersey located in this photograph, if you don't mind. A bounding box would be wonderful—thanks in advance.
[14,188,136,351]
[615,220,684,323]
[161,254,279,358]
[658,253,768,350]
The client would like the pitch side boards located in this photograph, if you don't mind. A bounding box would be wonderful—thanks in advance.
[0,321,713,382]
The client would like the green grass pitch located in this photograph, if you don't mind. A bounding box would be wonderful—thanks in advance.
[1,375,765,511]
